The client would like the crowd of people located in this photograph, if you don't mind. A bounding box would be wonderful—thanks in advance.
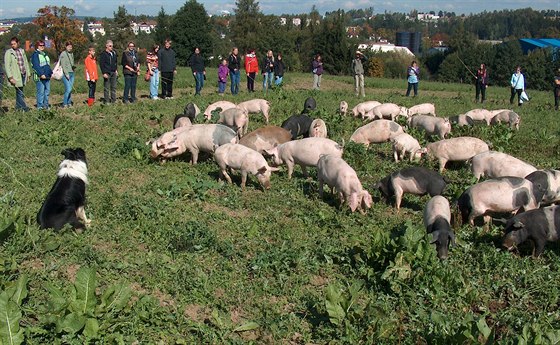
[1,35,559,112]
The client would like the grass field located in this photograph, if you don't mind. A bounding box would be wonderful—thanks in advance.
[1,66,560,344]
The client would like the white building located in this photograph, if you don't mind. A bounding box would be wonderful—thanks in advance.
[131,21,157,35]
[359,43,415,56]
[87,22,105,36]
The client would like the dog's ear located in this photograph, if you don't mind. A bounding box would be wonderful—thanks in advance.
[74,148,87,161]
[61,148,73,159]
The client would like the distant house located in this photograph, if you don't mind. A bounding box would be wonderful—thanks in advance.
[292,18,301,26]
[359,43,415,56]
[131,21,157,35]
[87,22,105,36]
[0,20,16,35]
[519,38,560,54]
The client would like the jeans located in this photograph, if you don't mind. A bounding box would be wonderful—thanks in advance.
[510,88,522,106]
[62,72,74,106]
[123,74,138,102]
[218,81,226,94]
[275,75,283,86]
[88,80,96,99]
[230,70,240,94]
[475,81,486,102]
[406,82,418,96]
[35,79,50,109]
[263,71,274,91]
[194,72,204,95]
[247,72,256,92]
[313,74,321,90]
[103,72,117,103]
[161,71,174,97]
[15,83,28,110]
[354,74,365,97]
[149,68,159,98]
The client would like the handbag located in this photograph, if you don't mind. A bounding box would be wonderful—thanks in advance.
[520,90,529,102]
[52,59,63,80]
[144,70,151,82]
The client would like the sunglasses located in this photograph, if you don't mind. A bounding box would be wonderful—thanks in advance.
[38,44,45,47]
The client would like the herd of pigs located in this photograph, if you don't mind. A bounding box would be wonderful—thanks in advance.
[148,97,560,260]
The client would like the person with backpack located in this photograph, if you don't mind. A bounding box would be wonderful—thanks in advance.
[31,40,52,110]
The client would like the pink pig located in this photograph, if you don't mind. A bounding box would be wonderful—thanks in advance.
[204,101,237,120]
[237,99,271,123]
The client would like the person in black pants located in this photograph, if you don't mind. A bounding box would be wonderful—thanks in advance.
[158,39,177,99]
[121,41,140,103]
[554,68,560,111]
[475,63,488,103]
[189,47,206,96]
[99,40,118,104]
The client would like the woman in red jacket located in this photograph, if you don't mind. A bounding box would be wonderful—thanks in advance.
[84,46,98,106]
[244,49,258,92]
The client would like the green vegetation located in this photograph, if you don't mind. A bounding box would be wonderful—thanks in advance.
[1,68,560,343]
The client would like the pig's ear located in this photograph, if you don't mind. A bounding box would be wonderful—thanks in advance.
[348,193,359,212]
[513,221,524,228]
[146,138,156,146]
[257,166,267,175]
[430,231,440,244]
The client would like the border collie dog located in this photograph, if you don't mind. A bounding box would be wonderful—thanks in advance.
[37,148,90,230]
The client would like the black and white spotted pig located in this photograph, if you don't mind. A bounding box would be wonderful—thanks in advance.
[457,176,544,226]
[525,169,560,205]
[424,195,455,260]
[502,205,560,257]
[375,167,446,211]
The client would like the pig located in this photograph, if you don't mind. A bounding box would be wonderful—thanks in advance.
[408,115,451,139]
[423,195,455,260]
[339,101,349,116]
[408,103,436,117]
[490,110,520,130]
[237,99,271,123]
[302,97,317,113]
[217,108,249,137]
[422,136,490,172]
[239,126,292,154]
[464,108,494,125]
[457,176,544,226]
[264,137,343,179]
[391,133,422,162]
[204,101,237,120]
[471,151,537,181]
[150,124,237,164]
[281,114,313,139]
[316,154,372,213]
[502,205,560,257]
[525,169,560,205]
[490,109,511,116]
[173,115,192,129]
[214,143,278,190]
[309,119,328,138]
[368,103,408,121]
[375,167,446,211]
[349,119,404,148]
[449,114,474,127]
[352,101,381,118]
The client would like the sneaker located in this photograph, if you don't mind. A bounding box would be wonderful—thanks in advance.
[151,96,159,100]
[166,96,174,100]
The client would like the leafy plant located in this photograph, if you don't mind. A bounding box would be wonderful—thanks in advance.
[0,275,28,345]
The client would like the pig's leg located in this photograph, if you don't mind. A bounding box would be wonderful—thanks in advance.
[220,168,233,184]
[394,185,403,211]
[191,149,199,165]
[533,239,546,257]
[438,158,447,173]
[393,149,399,163]
[286,161,294,179]
[241,170,248,190]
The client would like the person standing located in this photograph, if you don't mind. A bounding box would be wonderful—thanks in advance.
[218,59,229,96]
[228,47,241,95]
[4,36,31,112]
[262,50,274,92]
[352,50,367,97]
[245,49,258,92]
[121,41,140,103]
[59,41,75,108]
[274,53,285,87]
[189,47,206,96]
[0,64,4,112]
[475,63,488,103]
[406,60,419,97]
[312,54,323,90]
[146,44,160,99]
[510,66,525,106]
[84,46,98,107]
[554,68,560,111]
[99,40,118,104]
[158,39,177,99]
[30,40,52,110]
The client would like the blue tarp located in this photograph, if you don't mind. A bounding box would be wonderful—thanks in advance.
[519,38,560,54]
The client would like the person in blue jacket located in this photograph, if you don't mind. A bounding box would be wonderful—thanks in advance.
[30,40,53,110]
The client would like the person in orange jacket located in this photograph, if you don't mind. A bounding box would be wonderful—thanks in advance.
[84,46,98,106]
[244,49,258,92]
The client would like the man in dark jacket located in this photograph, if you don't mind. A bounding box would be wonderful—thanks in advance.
[189,47,205,96]
[121,41,140,103]
[158,39,177,99]
[99,40,118,104]
[228,47,240,95]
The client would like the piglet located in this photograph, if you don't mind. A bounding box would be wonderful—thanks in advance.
[239,126,292,154]
[408,115,451,139]
[424,195,455,260]
[349,119,404,148]
[490,110,520,130]
[317,154,372,213]
[237,99,271,123]
[352,101,381,118]
[471,151,536,181]
[464,108,494,125]
[369,103,408,121]
[204,101,237,120]
[281,114,313,139]
[422,136,489,172]
[217,108,249,137]
[309,119,328,138]
[214,143,278,190]
[525,169,560,205]
[408,103,436,116]
[339,101,349,116]
[391,133,422,162]
[449,114,474,127]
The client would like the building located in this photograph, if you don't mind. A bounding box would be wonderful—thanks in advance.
[396,31,422,55]
[358,43,415,56]
[519,38,560,54]
[131,21,157,35]
[87,22,105,36]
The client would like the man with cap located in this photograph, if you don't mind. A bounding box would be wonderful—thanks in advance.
[352,50,367,97]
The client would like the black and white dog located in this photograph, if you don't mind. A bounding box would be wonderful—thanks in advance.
[37,148,90,230]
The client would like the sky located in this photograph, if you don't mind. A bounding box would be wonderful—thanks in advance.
[0,0,558,19]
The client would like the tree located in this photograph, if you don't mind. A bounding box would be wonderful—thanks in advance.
[104,6,135,51]
[169,0,213,66]
[154,7,171,45]
[229,0,263,55]
[315,10,350,75]
[33,6,89,57]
